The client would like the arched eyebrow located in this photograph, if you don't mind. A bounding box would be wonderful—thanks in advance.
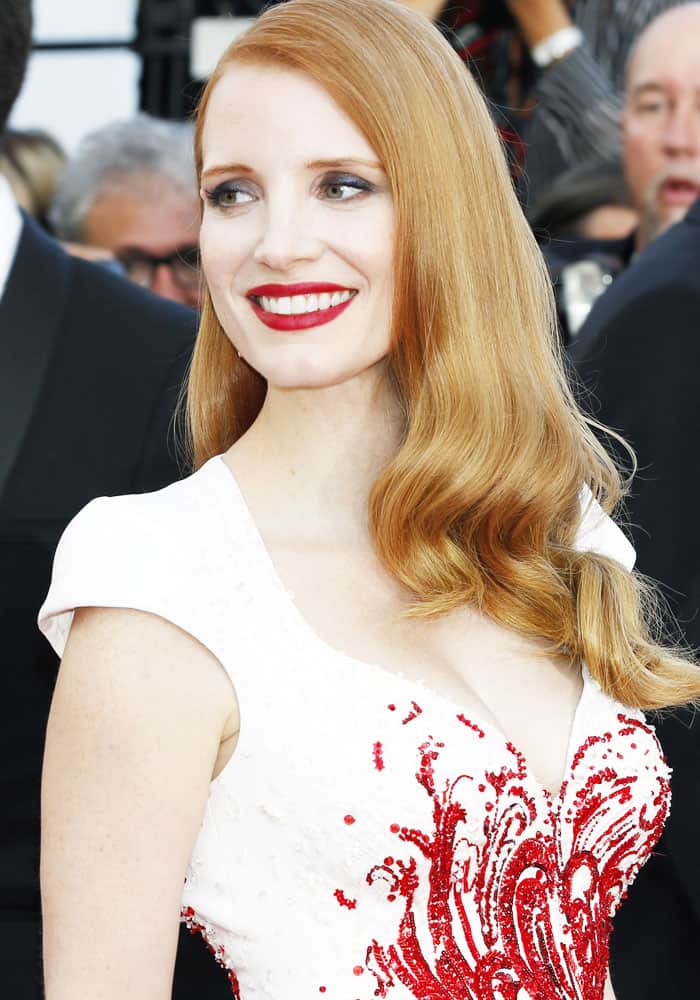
[305,158,383,171]
[201,157,384,183]
[201,163,253,183]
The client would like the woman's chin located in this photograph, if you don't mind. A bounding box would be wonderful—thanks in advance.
[258,359,377,393]
[266,372,353,392]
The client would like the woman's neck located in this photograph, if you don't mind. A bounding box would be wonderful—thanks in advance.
[224,365,404,544]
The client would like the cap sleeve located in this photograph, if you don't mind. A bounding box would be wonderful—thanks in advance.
[38,494,173,658]
[574,484,636,572]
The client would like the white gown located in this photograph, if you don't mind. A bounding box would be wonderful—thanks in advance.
[38,457,669,1000]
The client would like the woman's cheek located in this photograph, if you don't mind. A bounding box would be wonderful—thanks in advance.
[200,234,233,293]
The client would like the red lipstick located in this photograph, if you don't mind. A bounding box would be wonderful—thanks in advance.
[247,282,354,296]
[246,282,357,331]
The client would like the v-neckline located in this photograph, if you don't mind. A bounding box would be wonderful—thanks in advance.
[210,455,592,804]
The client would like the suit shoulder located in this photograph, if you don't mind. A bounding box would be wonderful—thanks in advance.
[68,256,198,354]
[572,221,700,363]
[614,219,700,299]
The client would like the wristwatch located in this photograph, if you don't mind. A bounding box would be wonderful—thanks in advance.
[531,26,583,68]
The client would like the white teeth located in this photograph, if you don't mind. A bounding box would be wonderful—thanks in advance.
[255,289,355,316]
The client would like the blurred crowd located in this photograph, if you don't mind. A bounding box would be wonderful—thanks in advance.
[5,0,699,337]
[2,1,700,999]
[1,115,200,307]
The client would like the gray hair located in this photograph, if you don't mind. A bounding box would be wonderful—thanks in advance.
[49,113,196,241]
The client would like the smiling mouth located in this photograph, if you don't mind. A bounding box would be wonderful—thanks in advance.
[247,287,358,331]
[250,289,356,315]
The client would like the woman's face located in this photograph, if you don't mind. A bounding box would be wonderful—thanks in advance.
[199,63,395,389]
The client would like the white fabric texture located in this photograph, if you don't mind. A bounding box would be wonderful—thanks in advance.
[575,483,636,571]
[0,176,22,302]
[38,458,669,1000]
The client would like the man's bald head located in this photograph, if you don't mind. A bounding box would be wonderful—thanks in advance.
[627,3,700,89]
[623,2,700,249]
[0,0,32,133]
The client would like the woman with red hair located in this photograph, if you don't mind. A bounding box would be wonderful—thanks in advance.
[38,3,698,999]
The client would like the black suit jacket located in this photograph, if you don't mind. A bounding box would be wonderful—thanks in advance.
[0,217,230,998]
[571,199,700,998]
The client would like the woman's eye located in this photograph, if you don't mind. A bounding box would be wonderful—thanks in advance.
[206,184,255,209]
[320,175,374,201]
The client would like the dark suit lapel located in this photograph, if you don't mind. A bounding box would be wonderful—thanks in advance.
[0,215,71,497]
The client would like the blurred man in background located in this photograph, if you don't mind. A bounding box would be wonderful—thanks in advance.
[50,115,201,308]
[621,4,700,249]
[570,7,700,994]
[534,2,700,341]
[399,0,685,201]
[0,2,228,996]
[571,202,700,1000]
[572,2,700,586]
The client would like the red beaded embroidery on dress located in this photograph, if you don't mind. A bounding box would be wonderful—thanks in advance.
[39,461,670,1000]
[362,713,669,1000]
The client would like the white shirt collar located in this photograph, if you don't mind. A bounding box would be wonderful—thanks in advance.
[0,175,23,302]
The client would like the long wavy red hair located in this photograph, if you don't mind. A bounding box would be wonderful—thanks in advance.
[185,0,700,710]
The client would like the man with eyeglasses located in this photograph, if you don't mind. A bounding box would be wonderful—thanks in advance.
[50,115,201,309]
[115,245,201,304]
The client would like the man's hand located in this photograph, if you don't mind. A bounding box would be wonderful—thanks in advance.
[504,0,573,48]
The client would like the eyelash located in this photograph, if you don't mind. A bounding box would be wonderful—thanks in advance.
[204,183,252,209]
[204,173,375,209]
[318,173,375,200]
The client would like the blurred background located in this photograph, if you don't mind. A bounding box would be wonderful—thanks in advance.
[9,0,253,151]
[6,0,697,328]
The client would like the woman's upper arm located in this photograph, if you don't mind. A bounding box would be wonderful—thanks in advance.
[41,606,235,1000]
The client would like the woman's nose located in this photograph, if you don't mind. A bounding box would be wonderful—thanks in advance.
[253,200,322,270]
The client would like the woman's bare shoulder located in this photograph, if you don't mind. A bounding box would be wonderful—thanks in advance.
[63,605,235,736]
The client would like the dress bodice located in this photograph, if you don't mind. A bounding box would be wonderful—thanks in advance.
[38,458,670,1000]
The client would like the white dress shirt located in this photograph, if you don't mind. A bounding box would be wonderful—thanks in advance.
[0,174,22,301]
